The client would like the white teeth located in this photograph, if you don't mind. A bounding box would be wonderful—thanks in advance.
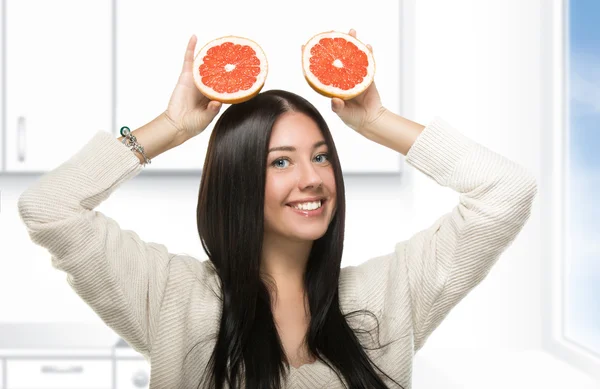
[291,200,322,211]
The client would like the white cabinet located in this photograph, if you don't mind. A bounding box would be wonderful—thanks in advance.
[115,359,150,389]
[2,0,408,174]
[116,0,405,174]
[1,0,4,172]
[5,358,112,389]
[4,0,113,173]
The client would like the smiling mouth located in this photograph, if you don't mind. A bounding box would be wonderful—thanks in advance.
[286,199,327,210]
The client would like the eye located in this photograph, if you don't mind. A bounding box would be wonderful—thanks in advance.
[270,153,330,169]
[315,153,329,163]
[272,157,290,169]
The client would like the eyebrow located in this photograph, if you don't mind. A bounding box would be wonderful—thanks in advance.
[268,140,327,153]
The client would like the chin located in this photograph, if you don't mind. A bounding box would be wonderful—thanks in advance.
[288,227,329,242]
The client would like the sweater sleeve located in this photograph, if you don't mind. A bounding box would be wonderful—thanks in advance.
[355,116,537,354]
[17,130,176,359]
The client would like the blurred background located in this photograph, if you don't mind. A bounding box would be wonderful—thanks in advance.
[0,0,598,387]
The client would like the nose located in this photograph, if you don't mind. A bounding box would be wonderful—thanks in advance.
[297,160,323,190]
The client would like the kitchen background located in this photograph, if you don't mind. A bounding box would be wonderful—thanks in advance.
[0,0,599,388]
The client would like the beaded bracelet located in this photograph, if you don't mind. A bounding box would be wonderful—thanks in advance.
[120,126,151,166]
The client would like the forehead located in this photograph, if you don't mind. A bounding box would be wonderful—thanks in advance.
[269,112,324,147]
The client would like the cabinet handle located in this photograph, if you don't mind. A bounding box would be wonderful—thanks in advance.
[40,364,84,374]
[17,116,26,162]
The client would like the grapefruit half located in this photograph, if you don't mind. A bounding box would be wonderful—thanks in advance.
[302,31,375,100]
[193,36,268,104]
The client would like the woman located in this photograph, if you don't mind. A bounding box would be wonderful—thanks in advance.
[18,30,537,389]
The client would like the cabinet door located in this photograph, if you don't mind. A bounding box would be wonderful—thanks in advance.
[115,359,150,389]
[116,0,404,174]
[6,359,112,389]
[1,0,4,172]
[5,0,113,173]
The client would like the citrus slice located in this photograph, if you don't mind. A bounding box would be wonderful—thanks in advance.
[302,31,375,100]
[193,36,268,104]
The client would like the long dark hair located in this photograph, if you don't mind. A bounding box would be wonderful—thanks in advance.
[192,89,405,389]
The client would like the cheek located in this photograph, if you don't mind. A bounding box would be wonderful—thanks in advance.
[264,178,288,209]
[325,171,337,213]
[325,171,336,194]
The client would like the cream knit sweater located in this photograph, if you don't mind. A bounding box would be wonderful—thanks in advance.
[17,116,537,388]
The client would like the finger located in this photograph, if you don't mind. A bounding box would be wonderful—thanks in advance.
[331,97,344,113]
[182,34,197,73]
[301,44,305,53]
[209,100,222,112]
[349,28,356,38]
[367,44,373,53]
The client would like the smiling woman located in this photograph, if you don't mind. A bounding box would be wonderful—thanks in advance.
[195,89,405,387]
[17,84,537,388]
[16,28,537,389]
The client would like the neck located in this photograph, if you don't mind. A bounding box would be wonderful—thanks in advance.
[260,232,312,296]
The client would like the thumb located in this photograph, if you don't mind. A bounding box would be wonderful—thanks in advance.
[201,101,222,126]
[208,101,222,113]
[331,98,344,113]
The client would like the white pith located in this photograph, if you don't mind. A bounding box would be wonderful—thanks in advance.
[193,36,268,99]
[302,31,375,98]
[290,201,322,211]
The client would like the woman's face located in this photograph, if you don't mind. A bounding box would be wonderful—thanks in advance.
[264,111,337,242]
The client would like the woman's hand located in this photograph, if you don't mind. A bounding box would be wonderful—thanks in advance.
[303,29,387,135]
[330,29,387,135]
[164,35,223,143]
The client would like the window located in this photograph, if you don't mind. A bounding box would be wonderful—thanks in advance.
[564,0,600,354]
[542,0,600,380]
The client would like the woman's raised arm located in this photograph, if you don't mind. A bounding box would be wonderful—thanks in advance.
[17,115,178,359]
[352,115,537,354]
[17,34,224,359]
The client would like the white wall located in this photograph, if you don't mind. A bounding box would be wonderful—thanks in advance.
[0,0,598,387]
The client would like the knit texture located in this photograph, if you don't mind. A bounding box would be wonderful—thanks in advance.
[17,116,537,388]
